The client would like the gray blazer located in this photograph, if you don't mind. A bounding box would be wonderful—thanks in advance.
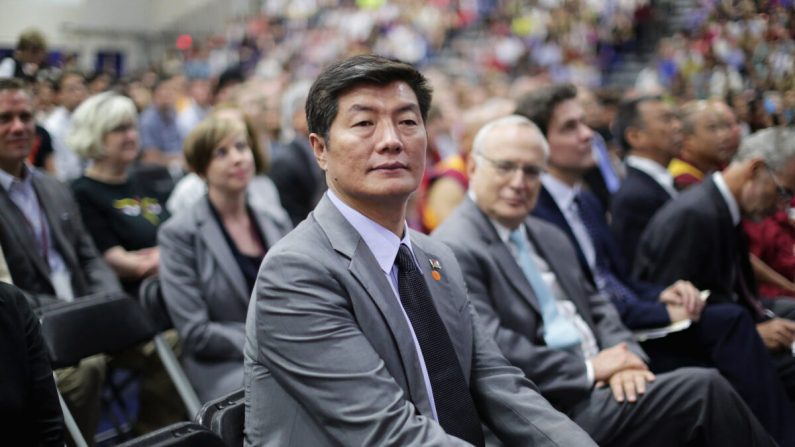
[0,168,120,304]
[433,198,645,412]
[159,196,291,403]
[243,195,594,446]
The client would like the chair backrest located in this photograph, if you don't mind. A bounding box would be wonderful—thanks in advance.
[138,275,173,332]
[116,422,226,447]
[37,292,156,369]
[196,388,245,447]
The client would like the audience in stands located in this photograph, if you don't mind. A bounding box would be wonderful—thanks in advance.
[433,114,781,445]
[160,115,291,402]
[68,92,168,295]
[0,281,64,445]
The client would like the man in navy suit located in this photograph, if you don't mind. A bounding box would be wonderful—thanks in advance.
[516,84,795,444]
[610,96,682,265]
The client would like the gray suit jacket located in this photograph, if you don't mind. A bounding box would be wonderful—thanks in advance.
[243,195,594,446]
[0,168,120,305]
[159,197,291,402]
[433,198,645,412]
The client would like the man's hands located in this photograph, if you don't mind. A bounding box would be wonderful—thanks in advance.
[757,318,795,351]
[591,342,655,403]
[660,280,704,322]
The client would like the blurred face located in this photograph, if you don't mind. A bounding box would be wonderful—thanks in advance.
[470,124,546,229]
[204,131,254,196]
[714,102,741,162]
[0,89,35,176]
[739,158,795,219]
[546,99,594,181]
[311,81,427,212]
[102,121,139,167]
[684,105,733,169]
[59,74,88,112]
[634,100,683,159]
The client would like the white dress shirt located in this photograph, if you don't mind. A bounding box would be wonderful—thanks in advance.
[542,174,597,273]
[625,155,678,198]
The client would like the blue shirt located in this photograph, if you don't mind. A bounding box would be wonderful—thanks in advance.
[139,105,184,154]
[326,190,439,421]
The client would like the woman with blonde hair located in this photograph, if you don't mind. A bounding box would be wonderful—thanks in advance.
[159,115,291,402]
[68,91,168,293]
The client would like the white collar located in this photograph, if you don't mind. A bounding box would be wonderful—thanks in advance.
[326,190,419,274]
[626,155,677,197]
[541,173,581,212]
[712,171,741,225]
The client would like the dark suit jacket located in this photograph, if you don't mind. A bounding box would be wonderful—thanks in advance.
[270,137,325,226]
[610,166,674,265]
[433,198,645,411]
[533,186,668,328]
[243,195,594,446]
[0,282,64,444]
[0,169,121,306]
[634,177,762,319]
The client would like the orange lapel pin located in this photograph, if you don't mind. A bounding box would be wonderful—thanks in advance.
[429,259,442,281]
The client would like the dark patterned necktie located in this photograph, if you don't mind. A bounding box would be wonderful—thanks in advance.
[573,194,639,302]
[395,244,485,446]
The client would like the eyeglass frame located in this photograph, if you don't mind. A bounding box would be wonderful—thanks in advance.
[765,164,794,204]
[475,152,545,182]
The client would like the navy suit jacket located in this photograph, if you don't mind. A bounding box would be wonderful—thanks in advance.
[532,186,668,328]
[610,166,673,265]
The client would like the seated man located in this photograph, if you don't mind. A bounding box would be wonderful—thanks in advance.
[609,95,682,264]
[514,84,794,444]
[0,78,117,443]
[433,114,780,446]
[635,127,795,400]
[243,55,596,446]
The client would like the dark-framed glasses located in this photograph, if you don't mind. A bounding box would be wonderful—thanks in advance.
[476,153,544,181]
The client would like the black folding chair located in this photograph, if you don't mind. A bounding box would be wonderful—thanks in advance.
[196,388,245,447]
[138,276,202,418]
[37,292,197,446]
[116,422,226,447]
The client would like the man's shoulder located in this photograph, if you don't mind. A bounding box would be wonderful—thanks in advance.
[432,199,482,242]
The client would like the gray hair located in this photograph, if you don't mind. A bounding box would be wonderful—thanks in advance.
[735,126,795,171]
[471,114,549,161]
[67,92,138,159]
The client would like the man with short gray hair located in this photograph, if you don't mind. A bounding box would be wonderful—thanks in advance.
[636,126,795,404]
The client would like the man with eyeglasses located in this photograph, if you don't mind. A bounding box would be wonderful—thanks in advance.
[636,126,795,407]
[433,114,775,446]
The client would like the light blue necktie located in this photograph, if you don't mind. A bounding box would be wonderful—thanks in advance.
[509,228,581,349]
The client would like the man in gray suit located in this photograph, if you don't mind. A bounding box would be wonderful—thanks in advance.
[432,115,773,446]
[0,78,120,443]
[243,55,595,446]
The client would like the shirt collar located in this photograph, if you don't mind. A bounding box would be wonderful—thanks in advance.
[541,173,581,211]
[326,189,418,274]
[626,155,677,197]
[0,163,33,193]
[712,171,741,225]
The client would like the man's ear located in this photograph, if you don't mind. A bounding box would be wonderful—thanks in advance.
[625,126,643,150]
[309,133,327,171]
[466,152,478,179]
[748,157,766,179]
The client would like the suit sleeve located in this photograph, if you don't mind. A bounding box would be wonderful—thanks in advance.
[252,247,469,446]
[159,221,246,361]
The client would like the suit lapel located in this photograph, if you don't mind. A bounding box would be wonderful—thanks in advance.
[33,177,79,272]
[314,196,433,416]
[463,199,543,316]
[0,185,51,280]
[195,200,249,304]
